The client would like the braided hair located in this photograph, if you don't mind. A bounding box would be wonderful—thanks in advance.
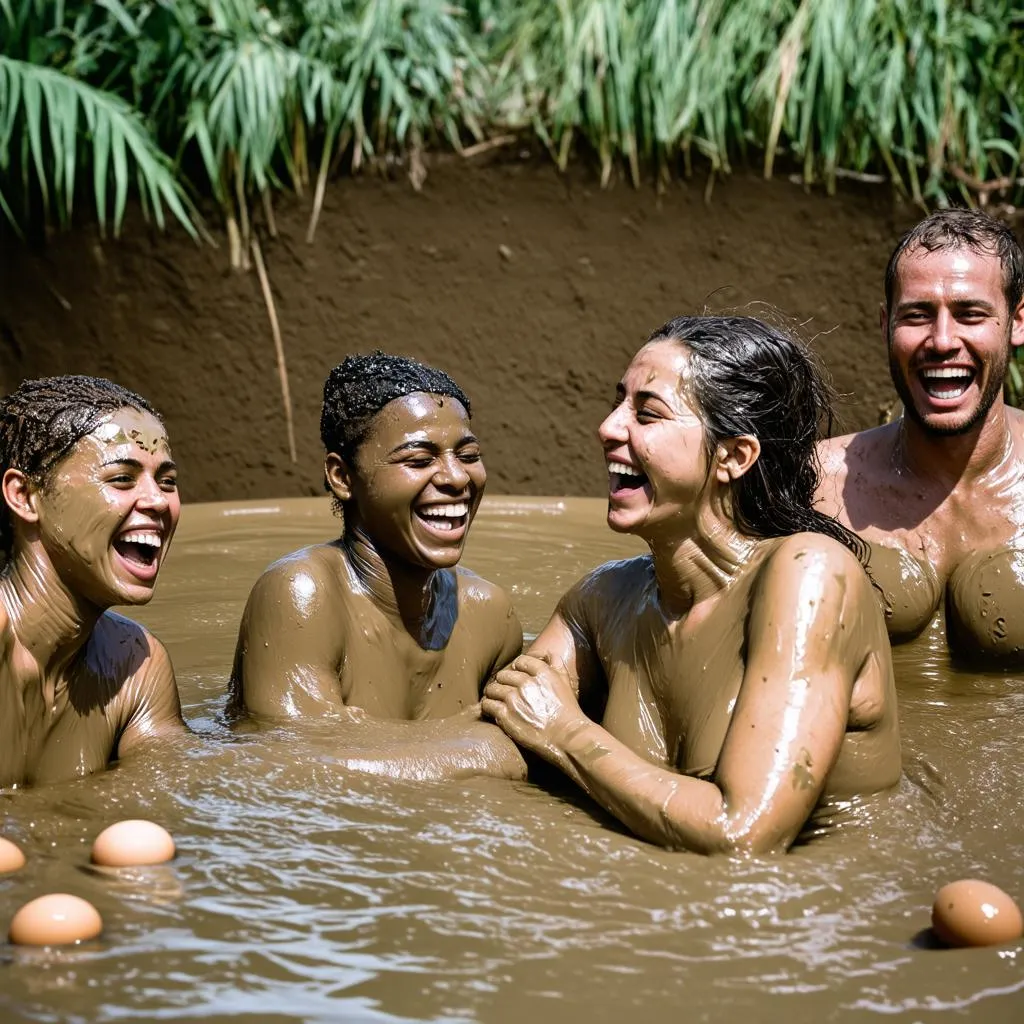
[0,375,160,560]
[648,315,869,565]
[320,351,471,462]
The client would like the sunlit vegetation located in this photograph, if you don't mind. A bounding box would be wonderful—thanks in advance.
[3,0,1021,242]
[3,1,1022,402]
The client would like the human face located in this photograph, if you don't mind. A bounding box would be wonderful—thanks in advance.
[886,246,1023,436]
[597,340,710,538]
[35,408,180,607]
[343,393,485,569]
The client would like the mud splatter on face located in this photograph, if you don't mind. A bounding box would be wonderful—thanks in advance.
[92,419,171,456]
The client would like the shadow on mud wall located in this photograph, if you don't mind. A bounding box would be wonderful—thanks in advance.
[0,157,904,503]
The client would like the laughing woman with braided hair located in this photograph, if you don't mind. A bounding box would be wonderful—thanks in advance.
[484,315,902,853]
[0,375,186,789]
[229,352,527,781]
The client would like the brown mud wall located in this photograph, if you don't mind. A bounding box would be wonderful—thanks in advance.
[0,157,907,502]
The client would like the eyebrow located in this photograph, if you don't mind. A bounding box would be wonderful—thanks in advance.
[896,298,999,313]
[389,435,479,455]
[101,457,178,472]
[616,382,670,404]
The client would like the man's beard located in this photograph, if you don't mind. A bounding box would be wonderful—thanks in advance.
[888,330,1010,438]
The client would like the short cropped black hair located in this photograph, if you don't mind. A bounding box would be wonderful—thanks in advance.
[320,351,471,461]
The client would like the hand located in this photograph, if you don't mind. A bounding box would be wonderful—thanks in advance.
[482,653,587,765]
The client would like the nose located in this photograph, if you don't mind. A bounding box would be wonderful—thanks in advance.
[928,308,960,357]
[434,453,471,492]
[135,474,171,513]
[598,404,628,448]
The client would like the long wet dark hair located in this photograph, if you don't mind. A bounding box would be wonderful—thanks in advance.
[0,375,159,561]
[648,315,869,564]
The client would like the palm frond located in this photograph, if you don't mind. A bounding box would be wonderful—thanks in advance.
[0,54,196,236]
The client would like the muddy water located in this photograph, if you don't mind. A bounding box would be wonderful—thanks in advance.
[1,497,1022,1023]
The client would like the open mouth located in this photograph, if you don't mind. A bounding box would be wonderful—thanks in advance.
[414,501,470,538]
[918,366,976,402]
[608,459,649,496]
[112,529,163,580]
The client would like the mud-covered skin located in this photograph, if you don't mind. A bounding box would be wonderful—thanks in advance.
[0,408,186,789]
[485,537,900,854]
[484,340,900,854]
[0,608,182,787]
[816,246,1024,663]
[230,541,521,719]
[229,392,527,781]
[818,416,1024,661]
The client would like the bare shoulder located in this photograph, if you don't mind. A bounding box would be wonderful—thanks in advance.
[246,543,349,617]
[818,423,896,475]
[759,533,872,601]
[455,566,515,618]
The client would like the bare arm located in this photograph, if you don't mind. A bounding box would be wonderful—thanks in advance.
[233,555,526,781]
[485,539,867,853]
[116,632,189,760]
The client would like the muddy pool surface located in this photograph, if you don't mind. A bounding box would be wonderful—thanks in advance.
[2,497,1022,1023]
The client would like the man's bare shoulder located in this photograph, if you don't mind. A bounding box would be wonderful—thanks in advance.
[818,422,899,474]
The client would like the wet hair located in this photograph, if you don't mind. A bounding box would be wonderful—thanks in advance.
[647,315,869,564]
[884,208,1024,314]
[320,351,472,462]
[0,375,160,560]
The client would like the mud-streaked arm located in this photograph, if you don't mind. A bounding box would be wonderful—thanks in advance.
[486,539,870,854]
[116,633,189,760]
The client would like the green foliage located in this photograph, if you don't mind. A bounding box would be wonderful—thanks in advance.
[1,0,1022,243]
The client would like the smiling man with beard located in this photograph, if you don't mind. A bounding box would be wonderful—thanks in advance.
[229,352,527,780]
[816,209,1024,661]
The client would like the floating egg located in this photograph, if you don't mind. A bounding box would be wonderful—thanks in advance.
[8,893,103,946]
[91,820,176,867]
[0,837,25,873]
[932,879,1024,948]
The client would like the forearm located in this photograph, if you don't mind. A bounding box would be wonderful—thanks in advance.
[554,719,736,853]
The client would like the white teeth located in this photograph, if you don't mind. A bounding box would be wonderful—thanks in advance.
[921,367,972,379]
[120,531,162,548]
[418,502,469,519]
[607,461,643,477]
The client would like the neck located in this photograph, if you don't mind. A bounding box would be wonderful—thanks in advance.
[645,507,761,618]
[896,402,1014,485]
[342,525,437,636]
[0,543,103,677]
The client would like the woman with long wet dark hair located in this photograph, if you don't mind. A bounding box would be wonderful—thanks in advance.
[0,375,186,788]
[484,315,901,854]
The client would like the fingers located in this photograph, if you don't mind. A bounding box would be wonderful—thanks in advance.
[483,679,515,702]
[480,697,506,723]
[493,667,532,689]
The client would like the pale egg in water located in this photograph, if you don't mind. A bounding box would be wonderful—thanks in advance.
[91,819,176,867]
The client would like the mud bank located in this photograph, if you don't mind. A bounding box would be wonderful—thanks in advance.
[0,157,906,502]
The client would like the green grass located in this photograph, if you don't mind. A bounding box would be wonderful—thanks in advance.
[3,0,1021,240]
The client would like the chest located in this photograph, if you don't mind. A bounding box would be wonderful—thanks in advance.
[595,597,747,774]
[870,534,1024,660]
[336,619,488,719]
[0,673,120,788]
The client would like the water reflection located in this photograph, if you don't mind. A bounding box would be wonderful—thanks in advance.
[1,497,1022,1022]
